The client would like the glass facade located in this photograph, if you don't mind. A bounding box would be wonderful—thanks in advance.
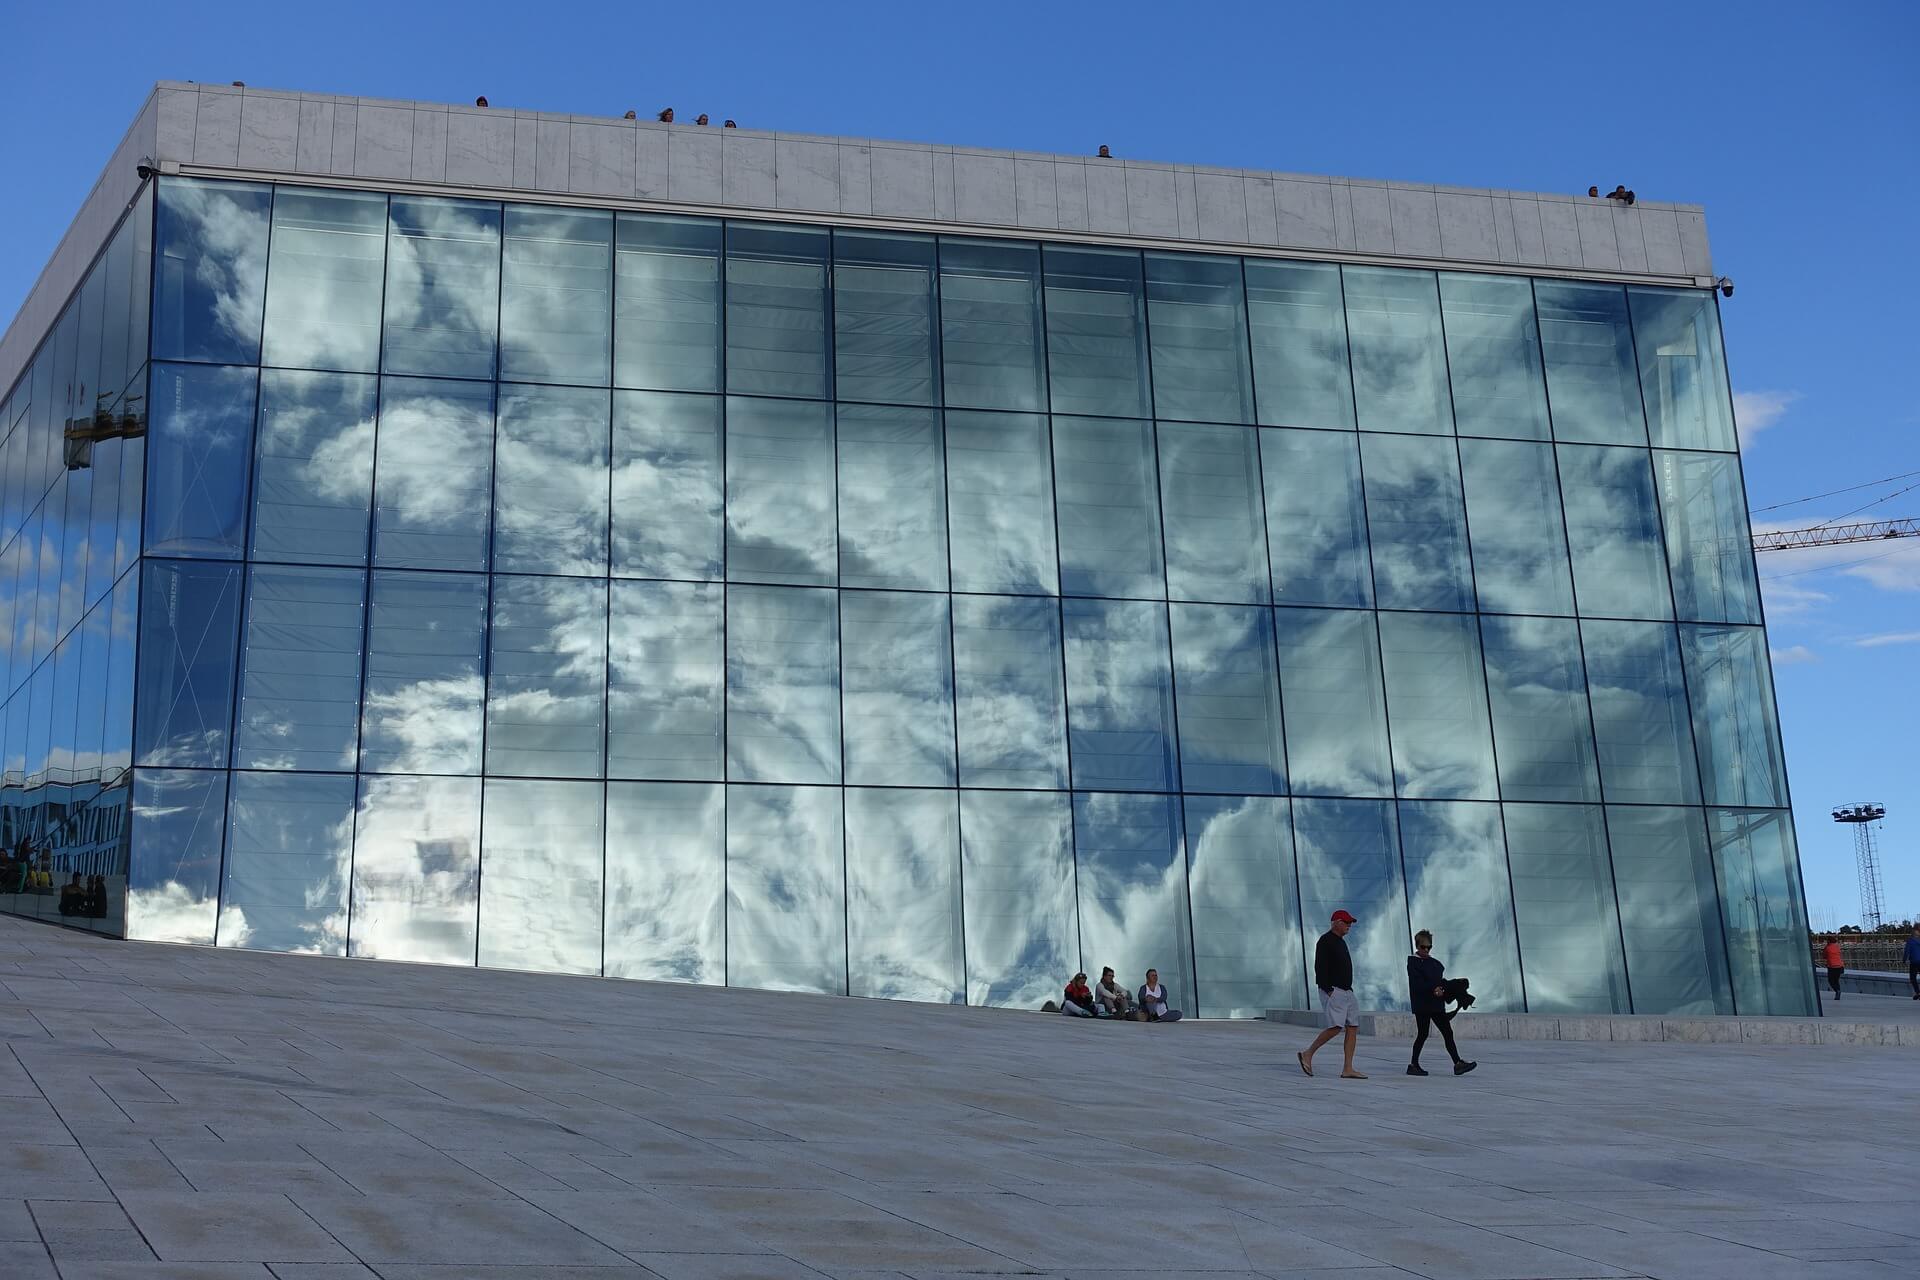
[0,174,1815,1018]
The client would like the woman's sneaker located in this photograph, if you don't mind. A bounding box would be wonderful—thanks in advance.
[1454,1060,1478,1075]
[1406,1064,1429,1076]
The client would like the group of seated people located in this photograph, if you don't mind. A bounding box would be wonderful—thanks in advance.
[1051,966,1183,1022]
[57,873,112,919]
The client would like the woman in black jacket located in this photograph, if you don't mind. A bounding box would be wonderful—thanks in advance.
[1406,930,1476,1076]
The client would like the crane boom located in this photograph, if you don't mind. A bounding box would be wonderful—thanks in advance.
[1751,518,1920,552]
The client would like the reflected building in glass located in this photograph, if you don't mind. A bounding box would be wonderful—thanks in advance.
[0,84,1817,1017]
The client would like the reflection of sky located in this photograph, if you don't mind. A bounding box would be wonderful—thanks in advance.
[1073,791,1192,1010]
[217,772,354,956]
[1345,268,1450,435]
[478,778,603,976]
[841,591,956,787]
[1185,795,1303,1016]
[233,566,366,772]
[1245,260,1353,429]
[944,411,1057,594]
[252,371,376,564]
[726,586,840,785]
[125,770,226,947]
[348,775,480,965]
[1458,439,1574,615]
[499,206,613,386]
[1606,805,1732,1016]
[1480,615,1601,804]
[1273,608,1391,797]
[1293,798,1407,1010]
[1053,417,1164,599]
[1558,445,1673,620]
[261,189,387,373]
[493,385,610,576]
[606,781,723,984]
[1378,612,1498,801]
[1169,604,1285,795]
[373,379,494,571]
[1580,620,1700,805]
[1398,800,1521,1012]
[1708,809,1814,1015]
[485,576,607,779]
[1682,625,1786,808]
[836,405,948,591]
[951,595,1066,789]
[1360,433,1473,611]
[1501,802,1626,1013]
[383,197,501,379]
[1159,423,1267,604]
[725,398,836,585]
[611,391,722,580]
[961,789,1076,1009]
[157,179,269,361]
[846,787,963,1003]
[1064,599,1177,791]
[726,784,845,994]
[608,581,723,781]
[360,572,487,775]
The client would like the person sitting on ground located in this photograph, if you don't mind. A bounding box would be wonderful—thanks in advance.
[1095,967,1141,1019]
[58,872,86,917]
[1136,969,1183,1022]
[1061,972,1098,1017]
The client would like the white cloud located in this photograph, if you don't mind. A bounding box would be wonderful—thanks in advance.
[1853,631,1920,648]
[1769,645,1819,665]
[1734,389,1801,447]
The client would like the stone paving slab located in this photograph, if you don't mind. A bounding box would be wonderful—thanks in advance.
[1,914,1916,1279]
[1269,993,1920,1045]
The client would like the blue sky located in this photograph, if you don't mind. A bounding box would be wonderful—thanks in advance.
[3,1,1915,926]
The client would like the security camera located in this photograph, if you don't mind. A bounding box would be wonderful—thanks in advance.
[1716,276,1734,299]
[136,161,155,181]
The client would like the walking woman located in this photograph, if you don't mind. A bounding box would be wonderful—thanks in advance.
[1406,930,1476,1077]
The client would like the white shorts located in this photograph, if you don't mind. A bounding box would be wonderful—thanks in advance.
[1322,988,1360,1028]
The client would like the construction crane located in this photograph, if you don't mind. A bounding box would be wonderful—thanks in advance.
[1752,518,1919,552]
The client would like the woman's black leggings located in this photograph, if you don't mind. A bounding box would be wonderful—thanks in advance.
[1412,1011,1460,1065]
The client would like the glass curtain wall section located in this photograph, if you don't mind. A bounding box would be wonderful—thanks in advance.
[33,174,1802,1015]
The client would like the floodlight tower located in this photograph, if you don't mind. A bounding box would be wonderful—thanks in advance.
[1832,803,1888,930]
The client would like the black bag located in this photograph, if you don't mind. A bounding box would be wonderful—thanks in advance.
[1443,976,1475,1010]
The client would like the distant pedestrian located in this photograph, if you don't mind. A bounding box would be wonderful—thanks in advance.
[1137,969,1182,1022]
[1823,936,1844,1000]
[1905,925,1920,1000]
[1298,910,1366,1079]
[1406,930,1476,1077]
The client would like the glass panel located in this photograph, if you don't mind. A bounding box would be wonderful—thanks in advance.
[1044,245,1149,418]
[1073,791,1192,1013]
[127,181,154,394]
[725,397,836,586]
[152,178,270,365]
[49,638,78,786]
[382,195,501,380]
[218,771,354,955]
[951,594,1067,789]
[836,404,947,591]
[1681,624,1787,808]
[58,469,90,640]
[1146,252,1253,424]
[1398,800,1521,1011]
[840,591,955,787]
[75,265,107,454]
[960,789,1076,1008]
[938,238,1045,412]
[135,559,242,769]
[1185,794,1303,1017]
[1293,797,1406,1009]
[1246,259,1353,430]
[1630,287,1736,451]
[1655,450,1761,624]
[233,565,366,771]
[1169,603,1285,795]
[492,384,610,576]
[24,664,51,787]
[944,410,1057,595]
[261,187,387,373]
[1439,272,1549,440]
[1709,808,1816,1016]
[34,482,65,662]
[1458,438,1575,615]
[845,787,963,1003]
[1377,611,1497,801]
[72,598,108,789]
[1501,802,1628,1013]
[115,370,146,582]
[1260,428,1371,607]
[726,585,840,784]
[348,773,480,965]
[726,783,845,994]
[1272,607,1391,797]
[614,212,722,393]
[1159,423,1267,604]
[103,573,137,776]
[125,767,227,945]
[1063,598,1178,791]
[611,390,722,580]
[499,205,612,387]
[1359,432,1473,611]
[1481,615,1601,804]
[608,580,723,781]
[1052,416,1163,599]
[145,363,256,559]
[726,223,830,399]
[478,777,603,975]
[833,231,938,406]
[250,370,376,566]
[604,780,723,983]
[371,377,495,572]
[360,570,487,775]
[485,575,607,779]
[98,217,133,414]
[1557,444,1673,620]
[14,508,44,681]
[1344,266,1451,434]
[1580,619,1702,805]
[1536,281,1646,445]
[1605,805,1733,1015]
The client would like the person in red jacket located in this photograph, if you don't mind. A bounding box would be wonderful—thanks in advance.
[1822,937,1845,1000]
[1060,973,1098,1017]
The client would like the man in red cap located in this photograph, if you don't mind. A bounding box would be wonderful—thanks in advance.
[1298,910,1366,1079]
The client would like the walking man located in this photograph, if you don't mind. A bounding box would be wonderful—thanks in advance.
[1299,909,1366,1080]
[1905,924,1920,999]
[1823,935,1844,1001]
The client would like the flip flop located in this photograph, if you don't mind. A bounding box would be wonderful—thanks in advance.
[1297,1051,1313,1077]
[1340,1071,1369,1080]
